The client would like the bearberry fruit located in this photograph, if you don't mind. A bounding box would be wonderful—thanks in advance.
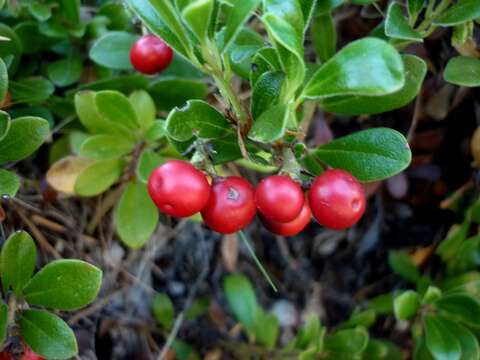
[261,198,311,236]
[130,34,173,74]
[308,169,366,230]
[201,177,256,234]
[255,175,304,222]
[148,160,210,218]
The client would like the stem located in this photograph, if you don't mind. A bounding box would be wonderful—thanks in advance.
[212,72,247,125]
[238,231,278,292]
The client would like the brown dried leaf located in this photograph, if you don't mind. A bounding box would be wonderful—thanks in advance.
[46,156,93,195]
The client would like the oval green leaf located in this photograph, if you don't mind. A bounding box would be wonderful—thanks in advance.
[89,31,138,70]
[224,274,258,332]
[74,159,124,197]
[434,0,480,26]
[424,314,461,360]
[23,259,102,311]
[0,169,20,197]
[385,2,423,42]
[444,56,480,87]
[79,134,135,160]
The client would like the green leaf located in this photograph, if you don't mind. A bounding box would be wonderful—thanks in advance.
[0,169,20,197]
[437,221,470,261]
[0,231,36,296]
[424,314,461,360]
[0,111,9,142]
[228,27,264,79]
[220,0,261,53]
[254,310,279,348]
[408,0,424,21]
[23,259,102,311]
[368,293,394,315]
[137,149,164,183]
[224,274,258,332]
[115,181,159,249]
[74,75,149,94]
[149,78,209,112]
[0,301,7,347]
[434,0,480,26]
[10,78,54,104]
[182,0,214,42]
[79,134,135,160]
[145,120,167,142]
[250,47,282,87]
[337,309,376,330]
[0,117,49,165]
[166,100,231,142]
[304,127,412,182]
[435,293,480,327]
[321,55,427,115]
[291,314,324,351]
[172,340,200,360]
[89,31,138,70]
[248,104,289,143]
[95,90,139,130]
[129,90,156,132]
[324,327,369,354]
[437,316,480,360]
[152,292,174,330]
[0,23,21,73]
[74,159,124,197]
[47,55,83,87]
[251,71,284,120]
[385,2,423,42]
[125,0,192,58]
[444,56,480,87]
[311,12,337,62]
[388,250,421,283]
[0,59,7,104]
[303,38,405,99]
[19,310,78,360]
[28,2,52,21]
[394,290,421,320]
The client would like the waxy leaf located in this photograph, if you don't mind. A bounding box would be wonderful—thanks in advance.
[224,274,258,331]
[0,301,6,347]
[444,56,480,87]
[115,181,159,249]
[321,55,427,115]
[0,169,20,197]
[0,231,37,296]
[434,293,480,327]
[388,249,421,283]
[438,317,480,360]
[149,78,209,111]
[394,290,420,320]
[251,71,284,119]
[46,156,93,195]
[47,55,83,87]
[0,111,9,142]
[126,0,191,57]
[304,128,411,182]
[166,100,230,141]
[23,259,102,311]
[10,78,54,104]
[408,0,424,21]
[434,0,480,26]
[79,134,135,160]
[0,117,49,164]
[424,315,461,360]
[311,12,337,62]
[303,38,405,99]
[74,158,124,196]
[89,31,138,70]
[220,0,261,53]
[0,58,7,104]
[153,292,174,330]
[182,0,214,42]
[385,2,423,42]
[95,90,139,130]
[228,27,264,79]
[248,104,289,143]
[137,149,164,183]
[129,90,156,131]
[19,310,77,360]
[324,327,369,354]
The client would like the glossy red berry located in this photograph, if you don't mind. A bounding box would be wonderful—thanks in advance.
[261,198,311,236]
[21,343,43,360]
[201,177,256,234]
[148,160,211,218]
[0,352,11,360]
[308,169,366,230]
[130,35,173,74]
[255,175,304,222]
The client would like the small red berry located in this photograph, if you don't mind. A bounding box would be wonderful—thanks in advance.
[130,34,173,74]
[201,177,256,234]
[0,352,11,360]
[21,343,43,360]
[261,198,311,236]
[148,160,211,218]
[308,169,366,230]
[255,175,304,222]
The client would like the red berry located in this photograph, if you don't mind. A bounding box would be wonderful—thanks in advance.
[148,160,211,218]
[0,352,11,360]
[130,35,173,74]
[21,343,43,360]
[308,169,366,230]
[255,175,304,222]
[261,198,311,236]
[201,177,256,234]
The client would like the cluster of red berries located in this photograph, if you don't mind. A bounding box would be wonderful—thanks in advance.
[130,35,173,75]
[148,160,366,236]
